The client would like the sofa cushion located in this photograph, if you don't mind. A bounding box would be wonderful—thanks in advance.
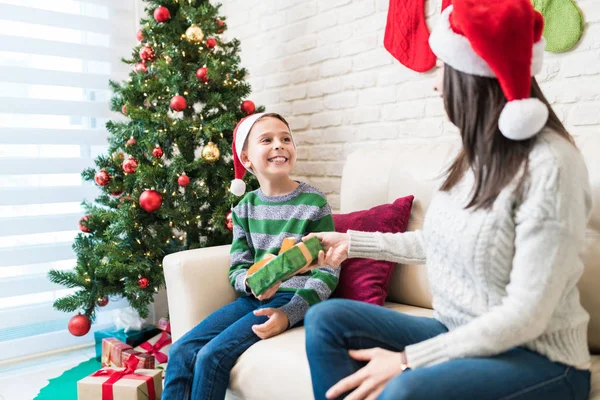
[332,195,414,305]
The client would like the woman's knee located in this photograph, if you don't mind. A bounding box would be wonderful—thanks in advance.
[305,299,356,335]
[377,372,421,400]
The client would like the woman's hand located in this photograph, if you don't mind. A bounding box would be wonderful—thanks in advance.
[302,232,349,267]
[252,308,289,339]
[326,348,406,400]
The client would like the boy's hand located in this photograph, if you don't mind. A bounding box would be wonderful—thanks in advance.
[252,308,289,339]
[251,281,281,300]
[245,278,281,300]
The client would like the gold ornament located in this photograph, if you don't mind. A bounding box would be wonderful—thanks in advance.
[201,142,220,163]
[112,151,125,163]
[185,24,204,43]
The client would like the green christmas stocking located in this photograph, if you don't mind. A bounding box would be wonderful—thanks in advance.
[533,0,584,53]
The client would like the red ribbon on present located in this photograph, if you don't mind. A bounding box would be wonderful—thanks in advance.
[91,357,156,400]
[139,331,172,364]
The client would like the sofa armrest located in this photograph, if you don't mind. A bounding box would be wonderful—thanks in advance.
[163,245,236,341]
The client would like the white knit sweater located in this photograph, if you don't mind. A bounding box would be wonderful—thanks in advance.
[348,130,592,369]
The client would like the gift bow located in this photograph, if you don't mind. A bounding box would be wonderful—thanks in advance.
[92,356,156,400]
[139,331,172,363]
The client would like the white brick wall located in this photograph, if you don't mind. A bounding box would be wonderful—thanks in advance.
[221,0,600,210]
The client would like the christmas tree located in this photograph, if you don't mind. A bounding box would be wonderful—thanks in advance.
[48,0,260,335]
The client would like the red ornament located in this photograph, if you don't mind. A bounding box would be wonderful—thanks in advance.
[170,95,187,111]
[196,67,209,82]
[152,146,164,158]
[79,214,92,233]
[126,137,136,147]
[122,105,128,114]
[111,190,123,197]
[96,296,109,307]
[241,100,256,115]
[68,314,91,337]
[206,38,217,49]
[216,19,225,33]
[136,29,144,41]
[225,211,233,231]
[154,6,171,22]
[177,174,190,187]
[123,157,138,174]
[139,45,155,62]
[139,190,162,212]
[135,62,147,73]
[94,170,110,186]
[138,277,149,289]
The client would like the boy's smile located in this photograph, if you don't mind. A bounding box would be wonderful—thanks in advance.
[268,156,288,164]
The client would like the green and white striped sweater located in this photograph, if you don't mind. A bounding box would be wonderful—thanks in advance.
[229,182,339,327]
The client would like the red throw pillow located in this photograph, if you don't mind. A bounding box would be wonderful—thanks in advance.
[332,195,414,305]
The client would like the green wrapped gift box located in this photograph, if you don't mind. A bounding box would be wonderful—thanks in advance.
[246,236,324,296]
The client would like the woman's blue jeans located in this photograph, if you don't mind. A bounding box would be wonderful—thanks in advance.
[305,299,591,400]
[163,292,294,400]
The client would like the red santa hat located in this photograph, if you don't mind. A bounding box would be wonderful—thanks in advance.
[229,112,296,196]
[429,0,548,141]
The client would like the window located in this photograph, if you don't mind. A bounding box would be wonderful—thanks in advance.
[0,0,138,362]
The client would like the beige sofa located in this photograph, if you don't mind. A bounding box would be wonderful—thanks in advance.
[164,134,600,400]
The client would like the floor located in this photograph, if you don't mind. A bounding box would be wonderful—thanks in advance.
[0,346,95,400]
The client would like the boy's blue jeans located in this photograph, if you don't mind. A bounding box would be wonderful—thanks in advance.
[163,291,294,400]
[305,299,591,400]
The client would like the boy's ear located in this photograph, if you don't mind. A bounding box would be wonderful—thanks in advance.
[240,150,252,169]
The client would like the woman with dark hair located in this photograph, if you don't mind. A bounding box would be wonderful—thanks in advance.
[303,1,592,399]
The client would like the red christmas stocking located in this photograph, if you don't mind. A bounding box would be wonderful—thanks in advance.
[384,0,437,72]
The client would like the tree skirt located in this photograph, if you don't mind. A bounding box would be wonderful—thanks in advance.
[34,357,100,400]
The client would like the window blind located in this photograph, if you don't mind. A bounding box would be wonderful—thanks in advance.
[0,0,138,362]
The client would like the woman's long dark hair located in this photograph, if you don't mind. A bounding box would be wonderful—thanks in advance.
[439,64,574,209]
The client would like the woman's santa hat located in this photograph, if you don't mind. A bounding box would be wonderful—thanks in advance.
[229,112,295,196]
[429,0,548,141]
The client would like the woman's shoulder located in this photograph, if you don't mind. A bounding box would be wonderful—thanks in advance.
[528,129,587,179]
[524,130,591,210]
